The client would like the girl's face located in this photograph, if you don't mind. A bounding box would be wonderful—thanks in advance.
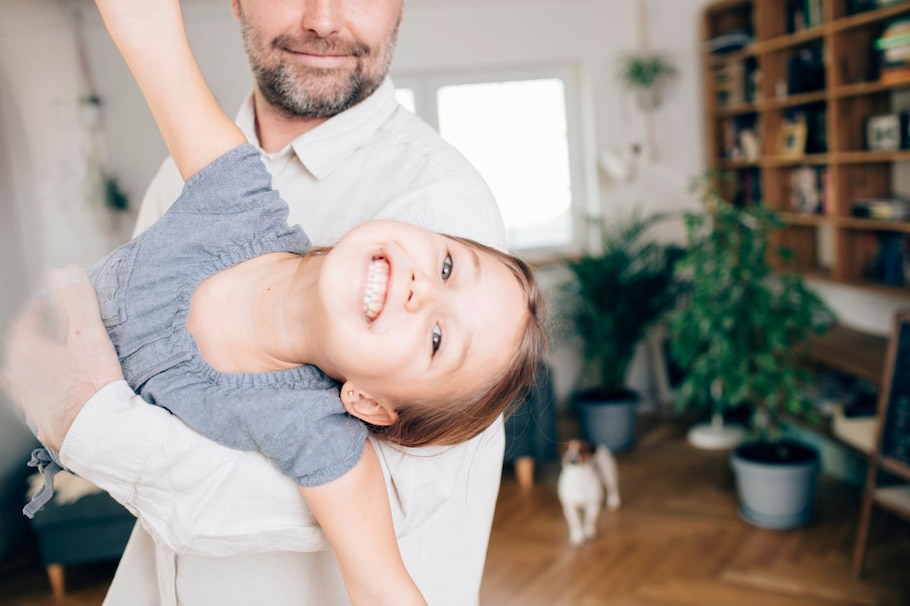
[313,220,526,417]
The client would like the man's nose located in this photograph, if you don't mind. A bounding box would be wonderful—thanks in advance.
[405,270,439,313]
[301,0,343,37]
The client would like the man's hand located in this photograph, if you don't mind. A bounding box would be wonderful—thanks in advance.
[2,265,123,450]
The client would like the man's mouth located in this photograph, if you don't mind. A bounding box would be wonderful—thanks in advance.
[363,255,390,322]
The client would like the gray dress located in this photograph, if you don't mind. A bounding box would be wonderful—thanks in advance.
[24,145,366,516]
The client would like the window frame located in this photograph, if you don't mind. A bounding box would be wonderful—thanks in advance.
[392,64,595,261]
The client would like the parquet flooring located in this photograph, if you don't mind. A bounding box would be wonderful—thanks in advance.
[1,417,908,605]
[481,419,910,606]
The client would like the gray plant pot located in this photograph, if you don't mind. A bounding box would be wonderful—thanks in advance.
[576,389,638,452]
[730,440,820,530]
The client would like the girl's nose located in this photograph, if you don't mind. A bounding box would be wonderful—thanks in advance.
[405,270,438,313]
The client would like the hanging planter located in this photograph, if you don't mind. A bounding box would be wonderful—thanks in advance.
[616,53,679,113]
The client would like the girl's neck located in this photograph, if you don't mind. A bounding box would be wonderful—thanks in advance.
[188,252,324,373]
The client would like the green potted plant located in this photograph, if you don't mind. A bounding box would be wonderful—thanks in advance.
[667,174,835,529]
[617,52,679,112]
[561,211,682,451]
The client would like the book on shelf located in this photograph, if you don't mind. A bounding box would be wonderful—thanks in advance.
[706,29,753,56]
[720,115,761,161]
[788,0,824,33]
[789,166,828,215]
[863,231,910,287]
[713,57,759,107]
[876,17,910,82]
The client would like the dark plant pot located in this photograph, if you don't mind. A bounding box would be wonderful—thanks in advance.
[730,439,820,530]
[576,388,638,452]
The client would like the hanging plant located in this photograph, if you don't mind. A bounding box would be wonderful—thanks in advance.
[617,53,679,112]
[103,175,129,211]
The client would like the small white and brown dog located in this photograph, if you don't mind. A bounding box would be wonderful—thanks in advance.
[556,440,621,545]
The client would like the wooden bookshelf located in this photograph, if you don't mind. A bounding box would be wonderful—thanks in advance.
[703,0,910,296]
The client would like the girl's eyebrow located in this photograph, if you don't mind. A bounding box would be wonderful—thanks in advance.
[467,247,482,279]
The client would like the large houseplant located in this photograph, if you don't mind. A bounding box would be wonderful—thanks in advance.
[667,174,835,528]
[561,211,682,451]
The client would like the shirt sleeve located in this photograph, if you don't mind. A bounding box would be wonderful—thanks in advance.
[59,381,331,556]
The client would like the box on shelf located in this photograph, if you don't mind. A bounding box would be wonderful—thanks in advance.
[851,196,910,220]
[866,112,910,150]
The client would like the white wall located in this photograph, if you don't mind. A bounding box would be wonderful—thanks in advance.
[0,0,123,273]
[3,0,902,409]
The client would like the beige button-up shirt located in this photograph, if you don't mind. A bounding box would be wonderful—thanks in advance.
[61,78,508,606]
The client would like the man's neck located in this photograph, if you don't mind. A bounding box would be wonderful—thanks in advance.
[253,91,328,153]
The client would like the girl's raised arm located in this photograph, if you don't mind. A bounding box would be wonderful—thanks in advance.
[93,0,244,180]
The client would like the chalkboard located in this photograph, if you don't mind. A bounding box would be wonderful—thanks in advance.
[878,313,910,469]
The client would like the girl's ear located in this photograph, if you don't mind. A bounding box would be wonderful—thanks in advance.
[341,382,398,427]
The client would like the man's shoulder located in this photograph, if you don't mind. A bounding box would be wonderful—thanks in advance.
[372,109,496,200]
[378,110,481,177]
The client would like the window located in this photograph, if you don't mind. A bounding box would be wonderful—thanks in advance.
[394,68,589,256]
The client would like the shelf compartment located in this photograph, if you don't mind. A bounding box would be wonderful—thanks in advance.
[772,223,826,273]
[764,165,832,215]
[830,2,910,32]
[836,227,910,289]
[831,91,893,152]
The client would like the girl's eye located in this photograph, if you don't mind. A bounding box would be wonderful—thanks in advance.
[432,324,443,355]
[441,253,453,281]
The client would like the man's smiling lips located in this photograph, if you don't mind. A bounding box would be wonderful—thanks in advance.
[363,256,390,322]
[287,51,352,69]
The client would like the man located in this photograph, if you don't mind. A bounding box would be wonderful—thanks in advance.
[7,1,507,604]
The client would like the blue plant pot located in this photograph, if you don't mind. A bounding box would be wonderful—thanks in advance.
[577,389,638,452]
[730,440,820,530]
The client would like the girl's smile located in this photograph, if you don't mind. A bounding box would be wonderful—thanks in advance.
[363,255,390,322]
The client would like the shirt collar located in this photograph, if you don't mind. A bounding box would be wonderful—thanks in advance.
[234,78,399,180]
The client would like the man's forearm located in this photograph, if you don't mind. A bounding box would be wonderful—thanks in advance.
[60,381,331,556]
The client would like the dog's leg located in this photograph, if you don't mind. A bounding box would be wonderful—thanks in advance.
[582,498,600,540]
[595,445,622,510]
[562,503,585,545]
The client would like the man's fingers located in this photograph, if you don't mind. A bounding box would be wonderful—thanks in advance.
[46,266,105,342]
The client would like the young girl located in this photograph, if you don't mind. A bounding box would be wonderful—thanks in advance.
[23,1,546,605]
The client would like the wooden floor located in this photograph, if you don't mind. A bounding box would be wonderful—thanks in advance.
[482,419,910,606]
[1,417,908,606]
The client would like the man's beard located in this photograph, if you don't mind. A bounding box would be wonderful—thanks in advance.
[241,22,398,119]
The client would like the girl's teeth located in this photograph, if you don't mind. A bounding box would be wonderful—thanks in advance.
[364,257,390,321]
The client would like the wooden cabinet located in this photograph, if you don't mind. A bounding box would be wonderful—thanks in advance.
[703,0,910,298]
